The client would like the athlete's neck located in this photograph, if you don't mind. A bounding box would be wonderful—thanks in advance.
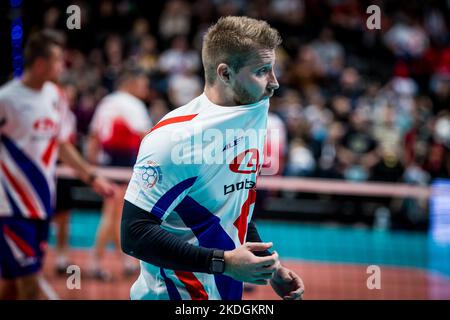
[204,85,236,107]
[21,71,46,91]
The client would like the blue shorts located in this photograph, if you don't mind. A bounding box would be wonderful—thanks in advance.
[0,217,49,279]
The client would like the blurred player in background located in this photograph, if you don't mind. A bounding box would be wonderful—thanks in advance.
[0,30,115,299]
[121,16,304,300]
[87,67,152,280]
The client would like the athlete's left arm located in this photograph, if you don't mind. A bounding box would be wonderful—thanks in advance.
[58,141,115,197]
[247,220,305,300]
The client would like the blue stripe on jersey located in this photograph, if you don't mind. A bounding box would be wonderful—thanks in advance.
[1,135,52,217]
[150,177,197,219]
[174,196,243,300]
[2,182,22,218]
[160,268,182,300]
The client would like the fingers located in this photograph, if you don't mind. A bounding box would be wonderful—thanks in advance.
[245,242,273,252]
[247,268,277,284]
[283,288,304,300]
[254,272,275,279]
[249,263,278,282]
[280,269,293,282]
[289,271,305,290]
[255,251,279,268]
[283,294,302,300]
[283,271,305,300]
[103,182,117,197]
[93,178,114,197]
[255,264,278,273]
[248,279,269,286]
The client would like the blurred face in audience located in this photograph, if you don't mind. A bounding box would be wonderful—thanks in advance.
[350,111,368,131]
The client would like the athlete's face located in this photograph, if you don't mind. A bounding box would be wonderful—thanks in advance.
[42,45,64,82]
[131,76,150,101]
[230,49,279,105]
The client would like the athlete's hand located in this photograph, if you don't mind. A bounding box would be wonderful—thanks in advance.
[91,175,116,198]
[223,242,279,285]
[270,266,305,300]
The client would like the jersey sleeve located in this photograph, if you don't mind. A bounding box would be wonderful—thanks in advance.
[63,110,77,144]
[124,129,198,221]
[45,83,72,143]
[58,97,74,143]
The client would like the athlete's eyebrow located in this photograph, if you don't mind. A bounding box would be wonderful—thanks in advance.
[255,61,273,68]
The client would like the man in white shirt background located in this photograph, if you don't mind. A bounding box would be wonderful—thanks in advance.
[87,67,152,280]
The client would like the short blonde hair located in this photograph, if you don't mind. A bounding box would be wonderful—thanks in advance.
[202,16,282,85]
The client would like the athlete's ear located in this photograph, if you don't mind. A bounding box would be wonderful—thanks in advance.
[217,63,232,85]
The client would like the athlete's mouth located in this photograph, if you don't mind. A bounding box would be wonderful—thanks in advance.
[265,90,274,98]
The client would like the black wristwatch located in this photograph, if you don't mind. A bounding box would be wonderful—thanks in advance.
[209,250,225,274]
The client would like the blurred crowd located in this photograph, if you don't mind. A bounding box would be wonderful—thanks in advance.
[10,0,450,185]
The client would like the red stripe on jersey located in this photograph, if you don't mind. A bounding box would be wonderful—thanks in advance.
[175,271,209,300]
[101,118,142,152]
[42,137,58,167]
[146,114,198,135]
[234,188,257,244]
[3,225,36,257]
[1,162,40,219]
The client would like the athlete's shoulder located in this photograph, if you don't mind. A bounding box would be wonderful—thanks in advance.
[139,95,205,154]
[42,81,59,96]
[94,92,116,111]
[102,91,122,103]
[0,79,20,99]
[144,94,205,136]
[164,94,205,118]
[117,91,145,105]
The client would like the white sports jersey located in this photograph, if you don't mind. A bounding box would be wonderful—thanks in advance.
[125,93,269,300]
[90,91,152,161]
[0,79,71,219]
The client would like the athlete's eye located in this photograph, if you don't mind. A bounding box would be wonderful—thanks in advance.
[256,67,270,76]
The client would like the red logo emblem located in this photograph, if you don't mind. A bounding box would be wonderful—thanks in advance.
[33,118,57,132]
[229,149,259,174]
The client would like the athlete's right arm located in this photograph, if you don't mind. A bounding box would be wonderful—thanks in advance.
[121,199,213,272]
[121,200,279,284]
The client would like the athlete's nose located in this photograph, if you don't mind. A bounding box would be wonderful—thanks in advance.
[267,70,279,91]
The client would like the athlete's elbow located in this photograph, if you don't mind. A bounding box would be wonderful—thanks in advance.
[121,243,137,258]
[120,219,137,258]
[120,228,133,256]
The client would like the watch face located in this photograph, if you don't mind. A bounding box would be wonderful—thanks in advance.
[212,259,224,274]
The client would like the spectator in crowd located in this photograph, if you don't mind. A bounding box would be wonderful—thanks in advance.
[337,110,379,181]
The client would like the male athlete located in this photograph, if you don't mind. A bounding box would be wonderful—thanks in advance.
[87,67,152,280]
[121,16,304,300]
[0,30,115,299]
